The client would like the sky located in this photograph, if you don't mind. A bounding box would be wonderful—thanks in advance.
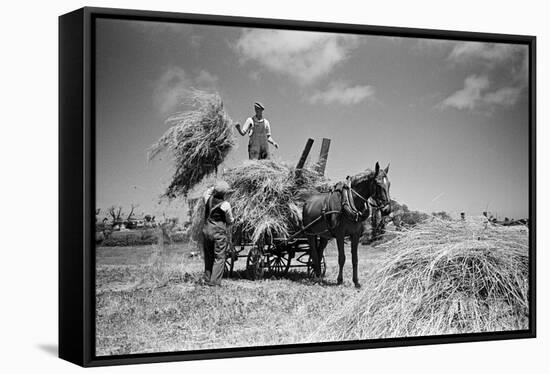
[95,18,530,221]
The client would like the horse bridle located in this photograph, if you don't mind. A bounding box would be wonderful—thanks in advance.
[351,178,390,212]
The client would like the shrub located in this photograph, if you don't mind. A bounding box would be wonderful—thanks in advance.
[101,230,157,246]
[432,211,452,220]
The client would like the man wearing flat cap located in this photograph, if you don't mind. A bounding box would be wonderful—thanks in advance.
[201,181,234,286]
[235,102,279,160]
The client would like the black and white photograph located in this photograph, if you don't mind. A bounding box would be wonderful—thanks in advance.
[5,0,550,372]
[93,14,532,357]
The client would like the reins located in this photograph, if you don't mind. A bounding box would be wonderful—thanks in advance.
[343,180,369,223]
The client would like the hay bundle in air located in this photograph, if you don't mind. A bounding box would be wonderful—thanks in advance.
[191,160,329,244]
[315,217,529,340]
[149,89,236,198]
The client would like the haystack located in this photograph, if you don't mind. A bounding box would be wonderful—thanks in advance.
[191,160,329,244]
[314,217,529,340]
[149,89,236,198]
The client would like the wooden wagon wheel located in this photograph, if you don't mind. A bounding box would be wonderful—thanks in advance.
[306,255,327,278]
[246,244,266,280]
[267,251,292,277]
[223,254,235,277]
[223,242,243,277]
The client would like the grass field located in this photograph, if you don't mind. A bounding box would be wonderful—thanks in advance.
[96,240,384,356]
[96,219,529,356]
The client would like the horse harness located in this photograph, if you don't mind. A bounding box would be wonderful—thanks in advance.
[302,179,370,237]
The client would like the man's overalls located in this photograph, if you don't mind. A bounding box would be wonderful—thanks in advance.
[248,117,270,160]
[202,195,231,285]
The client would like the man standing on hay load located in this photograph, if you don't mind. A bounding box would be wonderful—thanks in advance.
[235,102,279,160]
[202,181,234,286]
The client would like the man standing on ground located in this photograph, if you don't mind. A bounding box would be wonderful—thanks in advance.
[202,181,233,286]
[235,102,279,160]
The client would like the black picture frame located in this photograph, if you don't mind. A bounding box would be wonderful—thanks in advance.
[59,6,536,367]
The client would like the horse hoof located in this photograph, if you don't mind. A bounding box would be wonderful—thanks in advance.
[354,282,362,289]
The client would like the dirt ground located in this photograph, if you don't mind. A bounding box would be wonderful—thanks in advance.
[95,240,385,356]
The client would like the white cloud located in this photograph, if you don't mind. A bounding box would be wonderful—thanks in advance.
[430,41,528,113]
[308,81,375,105]
[439,74,522,112]
[447,42,522,67]
[195,70,218,88]
[483,87,522,106]
[153,67,218,114]
[440,75,490,110]
[153,67,189,114]
[235,29,359,85]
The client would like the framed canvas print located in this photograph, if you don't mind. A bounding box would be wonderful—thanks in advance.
[59,7,536,367]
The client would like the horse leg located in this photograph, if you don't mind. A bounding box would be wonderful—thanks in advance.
[318,237,328,278]
[308,236,321,280]
[318,237,328,263]
[351,234,361,288]
[336,235,346,285]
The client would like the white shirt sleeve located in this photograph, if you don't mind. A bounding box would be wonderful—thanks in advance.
[241,117,254,136]
[264,119,271,137]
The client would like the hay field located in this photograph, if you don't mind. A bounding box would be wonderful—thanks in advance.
[96,218,529,356]
[313,218,529,341]
[95,241,383,356]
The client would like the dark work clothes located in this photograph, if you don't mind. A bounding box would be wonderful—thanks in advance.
[202,221,230,285]
[202,195,232,285]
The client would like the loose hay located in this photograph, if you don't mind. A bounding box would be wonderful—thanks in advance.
[149,89,236,198]
[313,217,529,340]
[191,160,329,244]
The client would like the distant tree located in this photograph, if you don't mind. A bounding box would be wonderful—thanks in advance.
[108,206,123,225]
[401,210,429,226]
[126,204,138,222]
[432,211,452,220]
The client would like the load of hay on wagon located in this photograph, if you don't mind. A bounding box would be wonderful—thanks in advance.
[189,160,329,244]
[313,217,529,340]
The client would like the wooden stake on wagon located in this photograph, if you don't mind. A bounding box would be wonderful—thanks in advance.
[316,138,331,176]
[295,138,314,179]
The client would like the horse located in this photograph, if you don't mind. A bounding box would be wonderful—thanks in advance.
[302,162,391,288]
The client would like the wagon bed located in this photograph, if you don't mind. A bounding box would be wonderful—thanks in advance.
[225,233,326,280]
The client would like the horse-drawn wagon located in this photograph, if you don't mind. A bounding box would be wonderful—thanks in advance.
[222,137,392,285]
[224,138,330,279]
